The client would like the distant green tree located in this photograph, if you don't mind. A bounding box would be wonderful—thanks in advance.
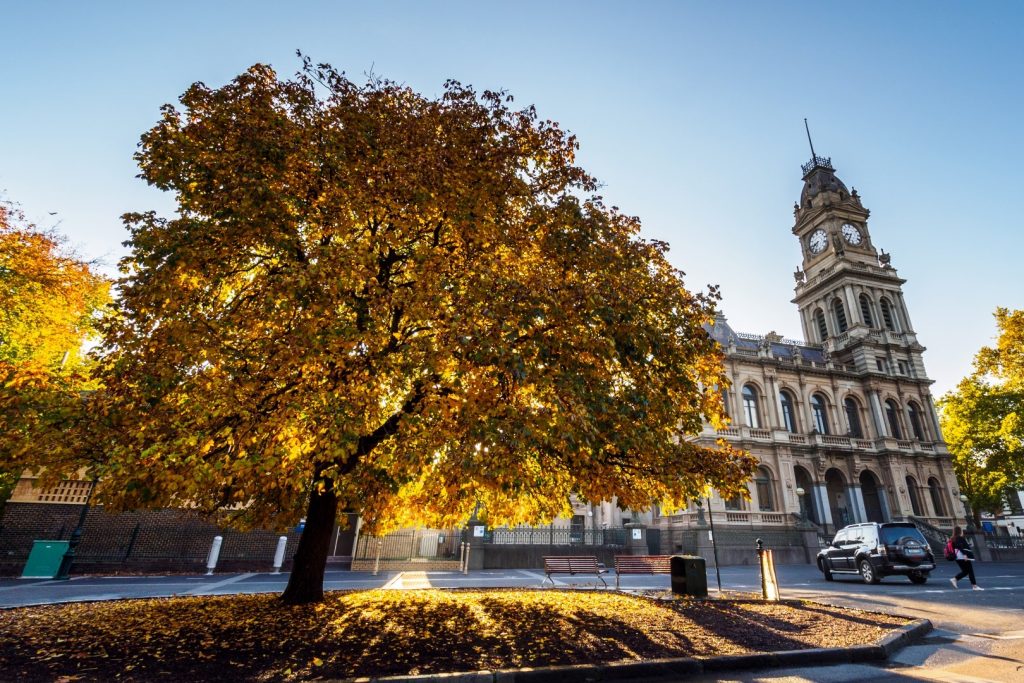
[939,308,1024,522]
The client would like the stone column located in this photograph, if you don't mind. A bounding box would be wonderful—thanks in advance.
[925,394,944,442]
[877,486,892,522]
[766,374,782,428]
[814,484,833,527]
[869,390,887,438]
[843,284,858,326]
[847,484,867,523]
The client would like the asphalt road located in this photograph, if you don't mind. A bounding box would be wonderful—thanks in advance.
[1,561,1022,681]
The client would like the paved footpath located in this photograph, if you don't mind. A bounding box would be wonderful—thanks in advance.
[2,562,1022,681]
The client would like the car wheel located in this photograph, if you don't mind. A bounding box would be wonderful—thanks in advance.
[819,558,834,581]
[859,558,880,584]
[909,571,928,585]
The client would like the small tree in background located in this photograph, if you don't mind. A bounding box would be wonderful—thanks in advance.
[80,60,754,604]
[940,308,1024,523]
[0,200,110,502]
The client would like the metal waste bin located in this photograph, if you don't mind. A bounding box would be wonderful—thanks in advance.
[670,555,708,597]
[22,540,70,579]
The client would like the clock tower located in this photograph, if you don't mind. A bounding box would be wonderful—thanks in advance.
[790,153,921,362]
[791,150,937,439]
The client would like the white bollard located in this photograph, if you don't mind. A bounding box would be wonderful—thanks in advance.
[272,535,288,574]
[206,535,223,575]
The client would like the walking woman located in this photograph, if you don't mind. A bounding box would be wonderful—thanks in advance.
[949,526,983,590]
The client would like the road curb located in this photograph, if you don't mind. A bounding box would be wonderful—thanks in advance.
[331,618,933,682]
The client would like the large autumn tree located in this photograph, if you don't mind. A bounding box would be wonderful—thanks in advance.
[92,61,755,604]
[0,200,110,501]
[939,308,1024,521]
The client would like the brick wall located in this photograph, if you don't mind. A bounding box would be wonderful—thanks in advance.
[0,502,303,576]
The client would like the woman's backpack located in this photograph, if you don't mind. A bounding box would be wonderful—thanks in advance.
[944,539,956,561]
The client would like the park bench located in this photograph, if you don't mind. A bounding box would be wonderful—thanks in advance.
[613,554,672,589]
[542,555,608,588]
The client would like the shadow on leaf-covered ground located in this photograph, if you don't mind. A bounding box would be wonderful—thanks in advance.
[0,588,911,682]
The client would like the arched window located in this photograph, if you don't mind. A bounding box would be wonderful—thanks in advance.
[844,397,864,438]
[880,298,899,331]
[859,294,874,327]
[779,390,798,433]
[814,308,828,342]
[720,388,730,418]
[811,394,830,434]
[833,299,848,333]
[742,385,760,428]
[906,476,923,516]
[907,401,926,440]
[928,477,947,516]
[885,399,902,439]
[724,492,746,511]
[755,467,775,511]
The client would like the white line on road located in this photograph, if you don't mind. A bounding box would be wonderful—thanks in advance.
[381,572,405,589]
[185,573,255,595]
[890,668,1007,683]
[968,630,1024,640]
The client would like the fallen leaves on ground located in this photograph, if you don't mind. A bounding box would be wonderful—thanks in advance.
[0,589,910,681]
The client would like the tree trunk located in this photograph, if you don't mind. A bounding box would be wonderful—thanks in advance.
[281,476,338,605]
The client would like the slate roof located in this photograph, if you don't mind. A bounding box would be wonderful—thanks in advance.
[705,312,826,364]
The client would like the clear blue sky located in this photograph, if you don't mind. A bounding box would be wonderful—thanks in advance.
[2,1,1022,397]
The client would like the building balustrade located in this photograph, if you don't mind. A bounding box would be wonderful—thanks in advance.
[666,509,791,527]
[708,425,941,456]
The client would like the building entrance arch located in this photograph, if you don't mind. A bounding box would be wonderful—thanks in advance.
[825,468,850,528]
[859,470,887,523]
[794,466,819,526]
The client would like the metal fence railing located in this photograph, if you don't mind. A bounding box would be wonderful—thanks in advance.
[483,526,628,546]
[985,535,1024,549]
[353,529,463,562]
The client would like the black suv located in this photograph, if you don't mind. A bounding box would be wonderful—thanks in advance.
[817,522,934,584]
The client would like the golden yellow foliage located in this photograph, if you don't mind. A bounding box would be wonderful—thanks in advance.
[0,201,111,485]
[0,201,109,370]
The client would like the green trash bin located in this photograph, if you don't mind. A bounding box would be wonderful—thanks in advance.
[670,555,708,597]
[21,540,70,579]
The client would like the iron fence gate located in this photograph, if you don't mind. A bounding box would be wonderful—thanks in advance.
[353,528,463,562]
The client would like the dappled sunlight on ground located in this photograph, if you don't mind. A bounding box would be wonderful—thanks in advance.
[0,588,911,682]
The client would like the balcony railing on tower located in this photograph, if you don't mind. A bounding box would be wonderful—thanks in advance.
[801,154,834,176]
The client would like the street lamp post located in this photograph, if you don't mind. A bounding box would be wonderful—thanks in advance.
[705,497,722,593]
[796,486,807,525]
[959,494,975,533]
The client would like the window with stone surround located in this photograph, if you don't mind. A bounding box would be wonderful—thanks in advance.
[742,385,761,428]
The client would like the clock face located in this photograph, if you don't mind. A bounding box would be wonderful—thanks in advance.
[841,223,863,245]
[808,229,828,254]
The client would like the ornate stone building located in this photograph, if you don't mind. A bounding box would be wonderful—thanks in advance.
[658,152,961,542]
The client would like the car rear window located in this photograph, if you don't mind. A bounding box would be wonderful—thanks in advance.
[879,526,926,544]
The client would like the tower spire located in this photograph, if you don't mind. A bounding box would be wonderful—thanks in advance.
[804,118,816,159]
[800,120,833,177]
